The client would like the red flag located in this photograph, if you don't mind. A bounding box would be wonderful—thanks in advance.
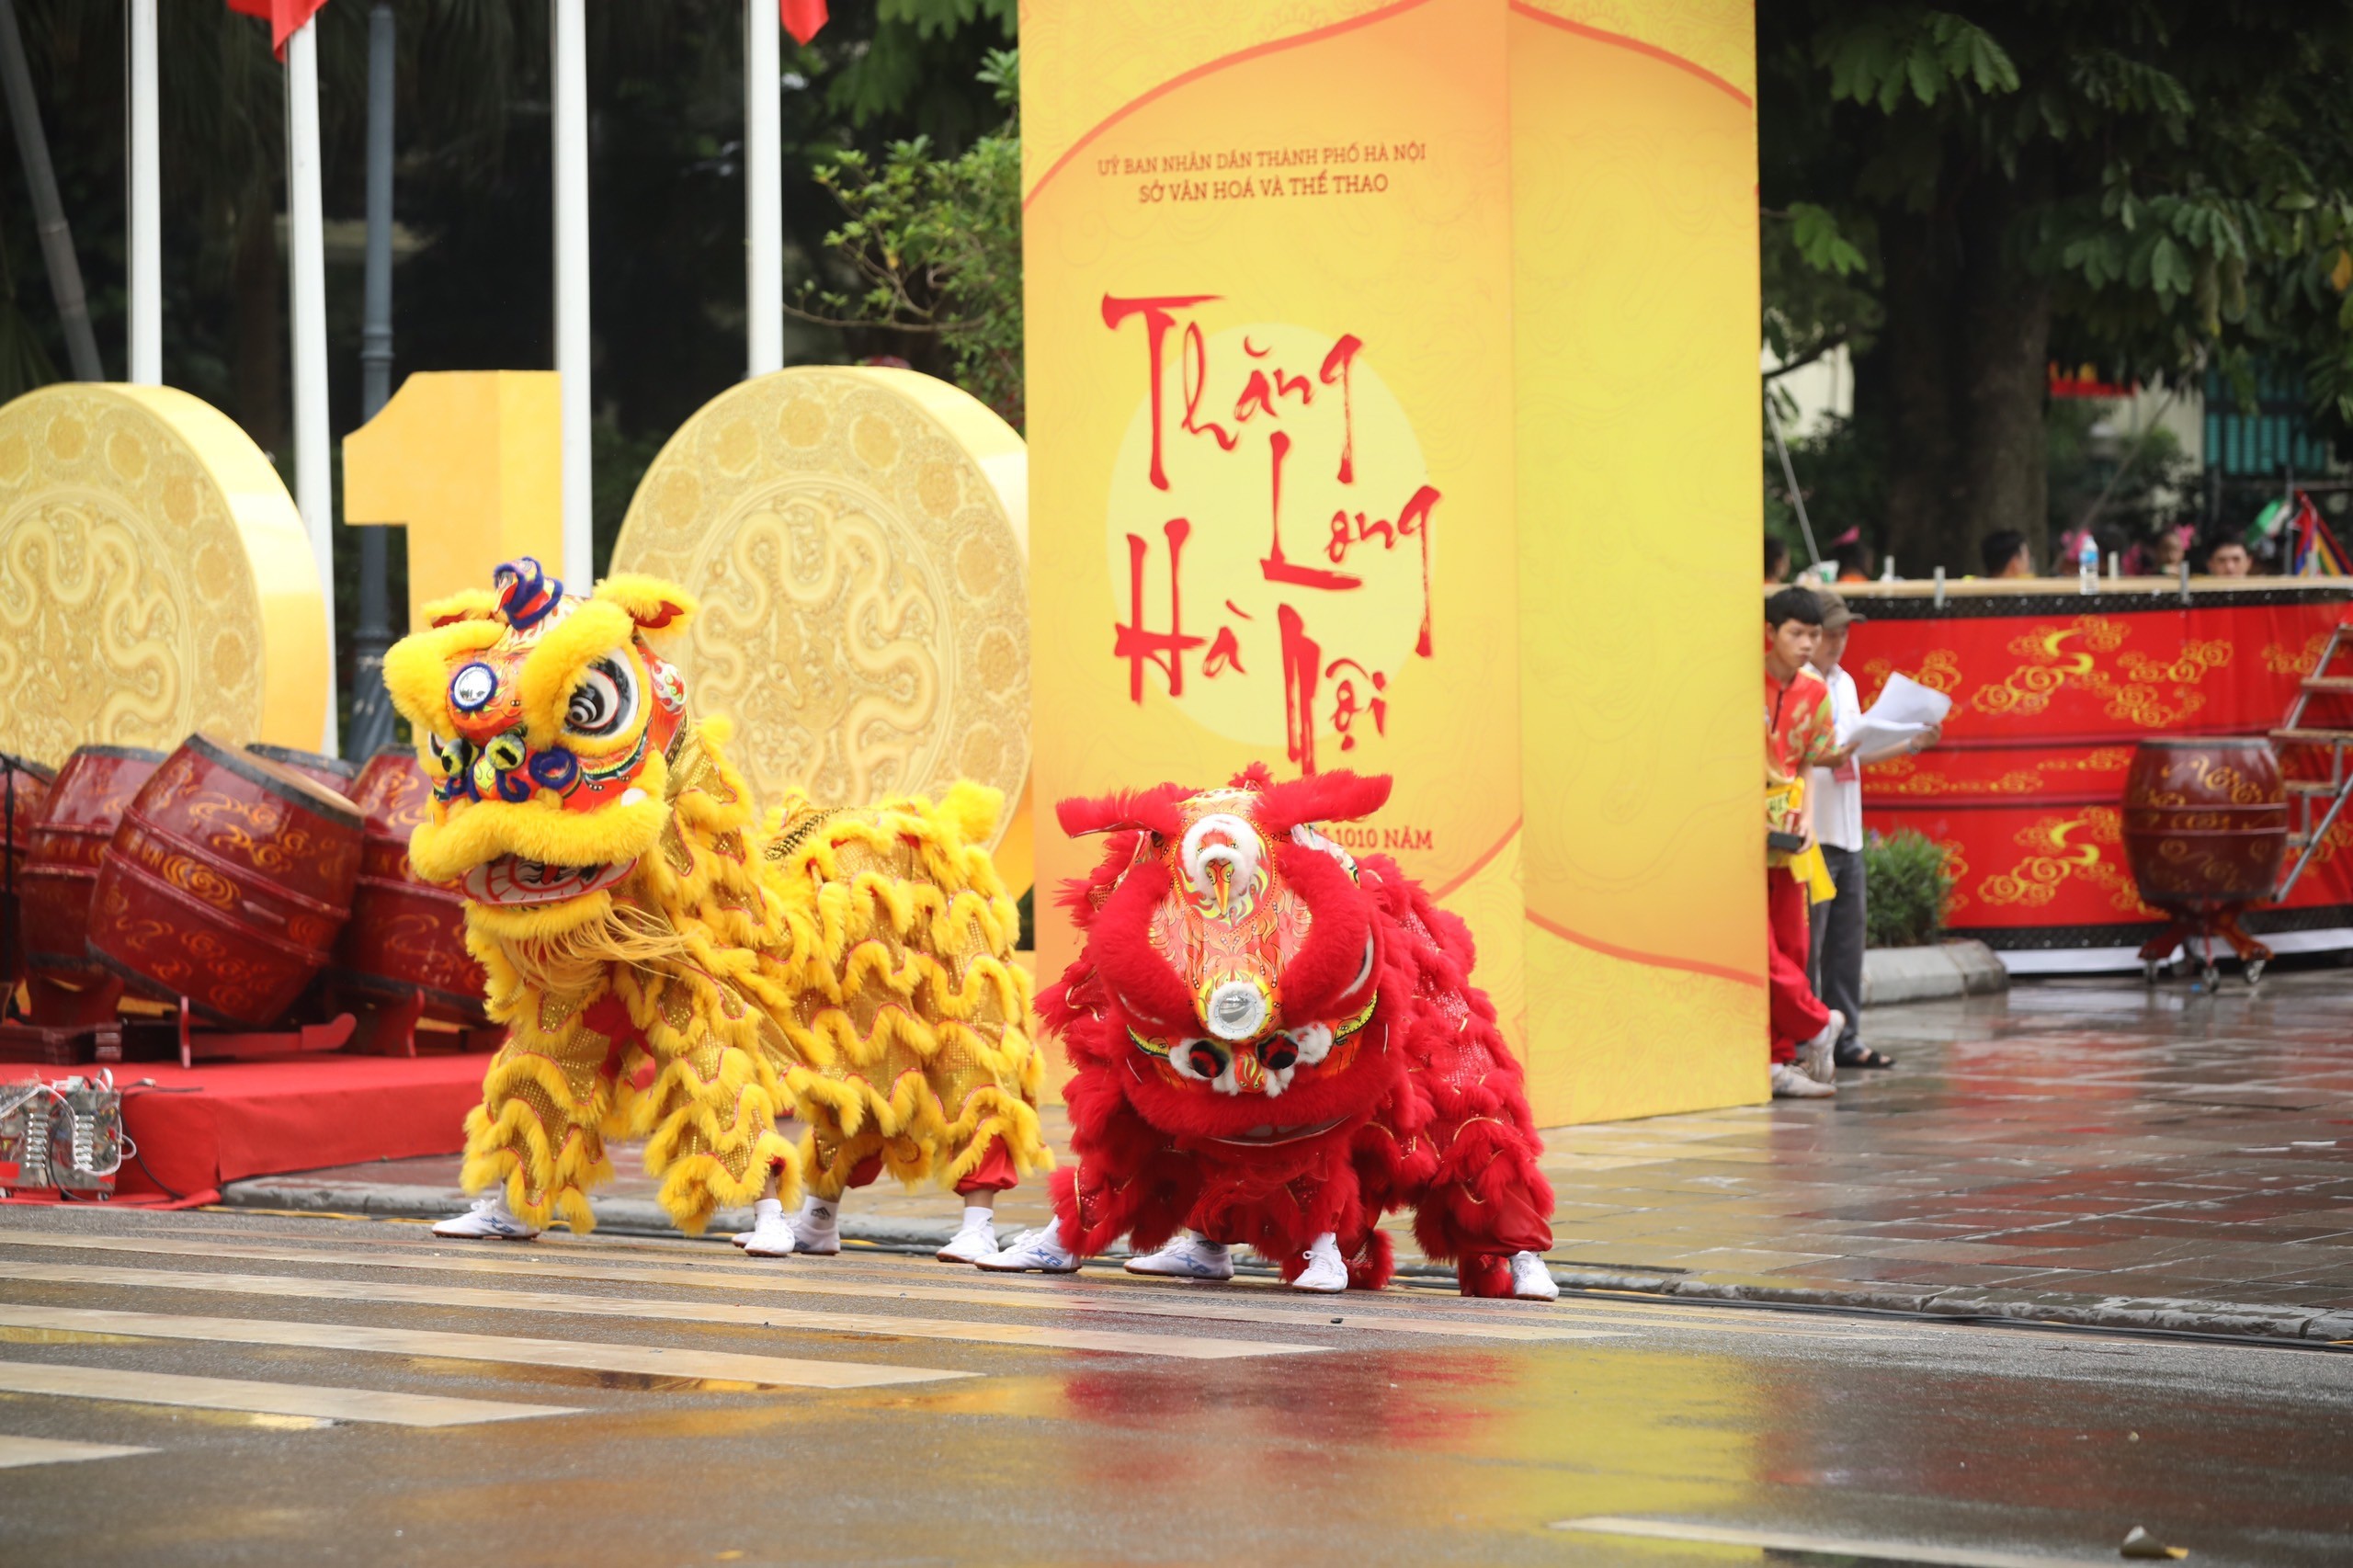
[782,0,828,46]
[225,0,331,61]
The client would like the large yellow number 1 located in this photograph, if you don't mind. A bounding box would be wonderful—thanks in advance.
[342,371,563,630]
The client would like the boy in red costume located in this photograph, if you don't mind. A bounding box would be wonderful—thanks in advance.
[980,767,1559,1300]
[1764,586,1847,1098]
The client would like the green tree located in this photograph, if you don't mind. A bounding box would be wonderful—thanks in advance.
[1762,2,2353,574]
[793,47,1023,426]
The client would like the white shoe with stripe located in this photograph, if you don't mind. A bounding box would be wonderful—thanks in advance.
[431,1192,539,1241]
[1125,1233,1234,1280]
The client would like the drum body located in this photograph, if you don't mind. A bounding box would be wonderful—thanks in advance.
[2,754,57,993]
[88,734,362,1026]
[20,746,166,983]
[2120,737,2289,909]
[329,748,487,1021]
[244,744,359,798]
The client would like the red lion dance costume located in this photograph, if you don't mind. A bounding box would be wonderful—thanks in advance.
[981,767,1559,1300]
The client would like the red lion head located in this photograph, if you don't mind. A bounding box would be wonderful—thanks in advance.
[1050,767,1410,1146]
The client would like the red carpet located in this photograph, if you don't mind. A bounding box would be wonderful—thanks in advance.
[2,1053,486,1206]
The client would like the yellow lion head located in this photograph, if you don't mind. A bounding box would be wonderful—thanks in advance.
[381,558,696,938]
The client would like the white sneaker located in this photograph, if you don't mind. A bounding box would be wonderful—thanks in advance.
[1125,1233,1234,1280]
[974,1219,1080,1273]
[1290,1232,1347,1292]
[936,1215,1001,1264]
[733,1197,783,1249]
[1508,1251,1560,1301]
[740,1199,800,1258]
[431,1191,539,1241]
[1770,1061,1836,1098]
[1801,1009,1845,1084]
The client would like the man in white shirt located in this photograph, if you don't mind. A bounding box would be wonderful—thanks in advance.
[1808,590,1938,1071]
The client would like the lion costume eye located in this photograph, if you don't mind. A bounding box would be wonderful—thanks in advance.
[426,731,472,777]
[564,657,638,740]
[1167,1038,1230,1083]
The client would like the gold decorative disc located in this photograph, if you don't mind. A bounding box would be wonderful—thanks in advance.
[0,385,328,768]
[612,368,1029,846]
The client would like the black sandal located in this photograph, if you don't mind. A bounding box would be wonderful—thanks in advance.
[1834,1041,1895,1069]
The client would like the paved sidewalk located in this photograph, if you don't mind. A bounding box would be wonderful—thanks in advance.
[1534,971,2353,1341]
[232,971,2353,1343]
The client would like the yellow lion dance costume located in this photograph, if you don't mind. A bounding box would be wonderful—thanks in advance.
[381,558,1047,1243]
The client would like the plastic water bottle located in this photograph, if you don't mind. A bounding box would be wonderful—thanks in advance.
[2077,533,2100,595]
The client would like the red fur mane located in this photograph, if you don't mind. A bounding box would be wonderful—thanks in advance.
[1040,768,1554,1296]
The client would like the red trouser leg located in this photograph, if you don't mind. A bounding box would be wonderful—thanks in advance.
[952,1138,1017,1197]
[1767,869,1831,1064]
[837,1141,1017,1197]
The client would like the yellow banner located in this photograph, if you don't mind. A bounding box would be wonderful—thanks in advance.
[1025,0,1764,1120]
[1512,0,1768,1119]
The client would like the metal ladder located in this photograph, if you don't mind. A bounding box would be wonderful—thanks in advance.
[2274,620,2353,901]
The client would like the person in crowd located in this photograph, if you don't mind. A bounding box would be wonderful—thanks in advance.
[1763,586,1846,1099]
[1980,530,2031,578]
[2207,539,2254,576]
[1767,535,1791,585]
[1805,589,1939,1072]
[2125,524,2192,576]
[1830,529,1877,582]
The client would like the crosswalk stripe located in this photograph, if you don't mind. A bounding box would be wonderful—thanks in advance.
[1551,1517,2119,1568]
[71,1228,1908,1341]
[101,1224,1919,1346]
[0,1434,155,1469]
[0,1259,1321,1361]
[0,1304,961,1390]
[0,1232,1616,1344]
[135,1226,1915,1340]
[617,1249,1901,1340]
[0,1359,579,1426]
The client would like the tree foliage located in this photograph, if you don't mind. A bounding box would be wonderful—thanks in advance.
[827,0,1016,136]
[795,50,1023,426]
[1763,2,2353,570]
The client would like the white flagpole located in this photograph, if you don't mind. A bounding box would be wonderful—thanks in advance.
[127,0,158,383]
[553,0,591,585]
[287,16,336,753]
[745,0,782,377]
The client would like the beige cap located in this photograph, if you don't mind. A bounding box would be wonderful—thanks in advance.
[1813,587,1866,632]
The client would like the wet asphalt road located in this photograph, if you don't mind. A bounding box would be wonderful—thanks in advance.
[0,1207,2344,1567]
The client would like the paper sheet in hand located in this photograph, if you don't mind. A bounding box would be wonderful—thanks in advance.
[1848,674,1952,759]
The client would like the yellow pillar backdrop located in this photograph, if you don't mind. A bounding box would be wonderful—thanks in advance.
[1512,2,1768,1119]
[1022,0,1529,1068]
[1023,1,1761,1122]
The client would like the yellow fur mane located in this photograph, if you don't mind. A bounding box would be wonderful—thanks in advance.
[459,717,1048,1235]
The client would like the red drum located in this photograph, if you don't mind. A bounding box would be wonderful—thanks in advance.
[88,734,363,1026]
[244,744,359,798]
[330,748,487,1021]
[19,746,166,983]
[2,753,57,994]
[2120,738,2289,908]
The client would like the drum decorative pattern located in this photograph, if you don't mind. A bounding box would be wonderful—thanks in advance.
[0,387,266,765]
[88,736,360,1025]
[1,752,54,989]
[611,368,1028,842]
[20,746,164,976]
[331,748,487,1019]
[2121,740,2289,907]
